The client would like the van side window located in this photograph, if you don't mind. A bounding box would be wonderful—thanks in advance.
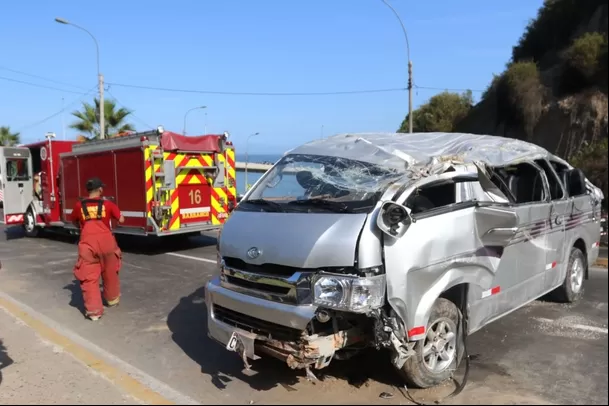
[406,182,456,215]
[550,160,571,196]
[489,163,546,204]
[535,159,564,200]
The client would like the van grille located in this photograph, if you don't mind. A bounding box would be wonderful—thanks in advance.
[224,276,291,295]
[213,304,302,341]
[223,257,308,277]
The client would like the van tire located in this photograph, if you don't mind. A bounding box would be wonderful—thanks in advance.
[549,247,585,303]
[23,209,39,238]
[399,298,465,389]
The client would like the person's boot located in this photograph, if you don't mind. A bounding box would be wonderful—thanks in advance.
[86,312,102,321]
[106,297,120,308]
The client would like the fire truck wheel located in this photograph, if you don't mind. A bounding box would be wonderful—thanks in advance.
[23,209,39,238]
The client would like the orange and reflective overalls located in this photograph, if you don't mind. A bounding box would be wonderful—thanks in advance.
[73,198,122,318]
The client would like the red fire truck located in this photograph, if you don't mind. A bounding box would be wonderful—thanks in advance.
[0,127,237,237]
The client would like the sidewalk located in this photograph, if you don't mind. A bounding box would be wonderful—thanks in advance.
[0,305,139,405]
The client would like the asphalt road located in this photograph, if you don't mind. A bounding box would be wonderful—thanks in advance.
[0,214,607,405]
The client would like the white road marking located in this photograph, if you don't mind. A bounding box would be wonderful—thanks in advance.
[534,317,608,334]
[0,290,202,405]
[570,324,609,334]
[165,252,216,264]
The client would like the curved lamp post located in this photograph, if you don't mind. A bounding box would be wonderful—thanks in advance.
[183,105,207,135]
[380,0,413,133]
[55,17,106,139]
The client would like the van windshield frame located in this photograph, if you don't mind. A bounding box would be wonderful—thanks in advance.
[238,153,404,214]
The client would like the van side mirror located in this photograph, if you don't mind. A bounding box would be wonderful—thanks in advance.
[377,201,411,238]
[567,168,586,196]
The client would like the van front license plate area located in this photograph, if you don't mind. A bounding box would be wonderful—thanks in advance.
[226,331,240,351]
[226,331,252,370]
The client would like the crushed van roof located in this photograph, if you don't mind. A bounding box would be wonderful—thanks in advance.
[286,132,566,171]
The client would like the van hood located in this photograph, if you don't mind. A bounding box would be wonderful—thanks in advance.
[219,211,369,269]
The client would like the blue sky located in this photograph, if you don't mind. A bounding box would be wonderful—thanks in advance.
[1,0,543,154]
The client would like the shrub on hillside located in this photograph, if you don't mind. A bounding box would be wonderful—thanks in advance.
[481,74,501,101]
[496,62,546,137]
[561,32,608,92]
[512,0,604,65]
[571,137,608,208]
[397,91,473,133]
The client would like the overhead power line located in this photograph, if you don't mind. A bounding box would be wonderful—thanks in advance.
[15,86,97,133]
[106,87,155,130]
[105,81,408,96]
[1,65,486,97]
[0,65,89,91]
[414,84,485,93]
[0,75,88,95]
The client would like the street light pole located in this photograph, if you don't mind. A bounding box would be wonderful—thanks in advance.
[55,18,106,139]
[183,106,207,135]
[380,0,413,133]
[244,132,260,192]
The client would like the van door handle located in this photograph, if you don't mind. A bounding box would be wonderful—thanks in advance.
[18,183,24,187]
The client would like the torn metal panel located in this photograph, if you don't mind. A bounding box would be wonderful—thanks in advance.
[284,132,604,200]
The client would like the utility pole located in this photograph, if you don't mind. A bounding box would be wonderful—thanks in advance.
[55,18,105,138]
[99,73,105,139]
[61,97,66,140]
[381,0,413,133]
[408,60,413,133]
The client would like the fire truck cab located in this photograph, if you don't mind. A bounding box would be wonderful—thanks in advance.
[2,127,237,238]
[1,145,34,225]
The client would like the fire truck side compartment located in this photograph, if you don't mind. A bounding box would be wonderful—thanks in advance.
[61,143,148,232]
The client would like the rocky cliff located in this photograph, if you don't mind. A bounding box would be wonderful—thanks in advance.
[457,0,608,161]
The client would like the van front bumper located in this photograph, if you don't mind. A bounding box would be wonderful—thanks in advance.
[205,276,317,358]
[205,276,364,369]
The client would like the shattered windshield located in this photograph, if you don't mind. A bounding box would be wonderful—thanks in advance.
[239,154,404,213]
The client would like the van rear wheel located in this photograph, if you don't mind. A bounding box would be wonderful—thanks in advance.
[399,298,465,389]
[549,247,585,303]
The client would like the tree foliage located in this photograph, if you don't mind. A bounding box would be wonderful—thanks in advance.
[495,62,545,138]
[398,91,473,133]
[511,0,605,65]
[0,126,21,146]
[561,32,608,92]
[571,137,608,208]
[70,98,135,141]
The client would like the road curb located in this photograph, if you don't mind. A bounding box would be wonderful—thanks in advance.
[594,257,608,268]
[0,291,201,405]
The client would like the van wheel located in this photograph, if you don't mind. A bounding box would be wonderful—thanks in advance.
[399,298,465,389]
[24,209,39,238]
[550,247,585,303]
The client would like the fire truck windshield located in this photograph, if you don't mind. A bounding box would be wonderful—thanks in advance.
[5,158,30,181]
[239,153,404,213]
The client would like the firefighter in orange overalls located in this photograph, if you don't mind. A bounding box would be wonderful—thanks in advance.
[71,177,124,321]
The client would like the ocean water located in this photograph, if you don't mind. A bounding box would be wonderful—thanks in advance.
[234,153,282,195]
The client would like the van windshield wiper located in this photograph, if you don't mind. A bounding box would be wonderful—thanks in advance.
[243,198,285,212]
[287,198,353,213]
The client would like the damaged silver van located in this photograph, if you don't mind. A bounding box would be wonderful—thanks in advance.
[205,132,603,388]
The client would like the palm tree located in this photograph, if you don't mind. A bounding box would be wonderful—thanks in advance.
[0,126,21,146]
[70,98,135,140]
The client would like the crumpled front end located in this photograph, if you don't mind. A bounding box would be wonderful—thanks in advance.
[205,277,369,376]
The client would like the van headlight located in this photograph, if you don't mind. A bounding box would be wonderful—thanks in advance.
[313,273,386,313]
